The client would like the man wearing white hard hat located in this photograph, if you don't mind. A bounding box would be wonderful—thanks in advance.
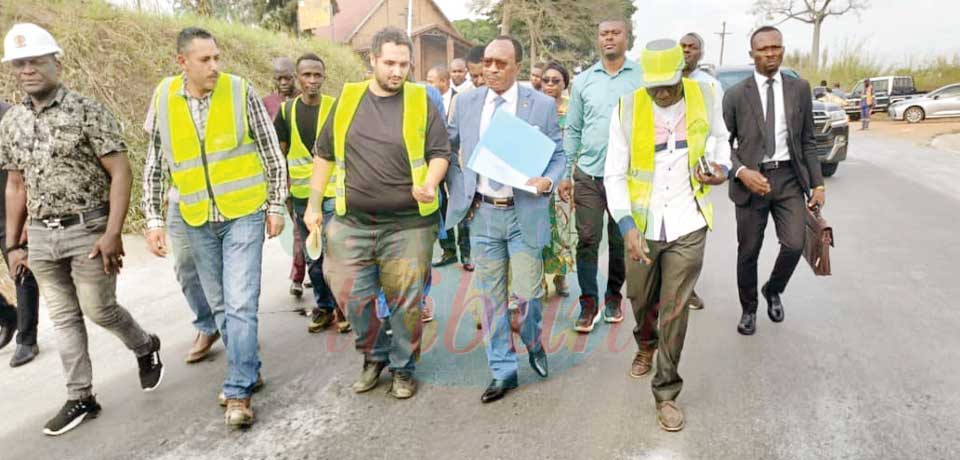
[604,39,731,432]
[0,23,164,436]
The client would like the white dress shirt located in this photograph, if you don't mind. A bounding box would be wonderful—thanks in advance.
[754,70,790,162]
[476,83,519,198]
[454,79,475,94]
[442,87,454,116]
[605,92,732,243]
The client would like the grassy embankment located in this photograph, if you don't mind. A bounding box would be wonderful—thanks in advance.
[0,0,366,231]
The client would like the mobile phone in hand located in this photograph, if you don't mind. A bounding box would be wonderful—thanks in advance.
[698,156,713,177]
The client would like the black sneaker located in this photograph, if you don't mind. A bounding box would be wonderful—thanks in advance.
[137,334,164,391]
[43,396,101,436]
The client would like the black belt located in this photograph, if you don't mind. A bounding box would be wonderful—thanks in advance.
[759,160,791,172]
[575,167,603,181]
[33,207,110,229]
[474,193,514,208]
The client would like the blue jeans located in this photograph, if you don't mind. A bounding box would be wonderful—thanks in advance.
[184,211,265,399]
[468,203,545,381]
[324,218,436,374]
[292,198,335,310]
[167,201,217,336]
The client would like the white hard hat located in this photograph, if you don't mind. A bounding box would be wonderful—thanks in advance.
[2,23,63,63]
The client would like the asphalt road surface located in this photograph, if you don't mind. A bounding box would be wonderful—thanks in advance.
[1,127,958,460]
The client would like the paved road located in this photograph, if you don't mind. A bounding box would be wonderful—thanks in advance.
[2,129,959,460]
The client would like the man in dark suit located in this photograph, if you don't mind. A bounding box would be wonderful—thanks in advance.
[722,26,826,336]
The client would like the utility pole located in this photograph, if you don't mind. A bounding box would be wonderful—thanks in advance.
[714,21,731,66]
[407,0,413,36]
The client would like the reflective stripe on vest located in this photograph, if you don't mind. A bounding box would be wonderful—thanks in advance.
[286,94,335,199]
[620,78,714,233]
[155,73,267,226]
[331,81,437,217]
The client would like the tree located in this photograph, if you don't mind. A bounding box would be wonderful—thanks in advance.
[452,18,499,47]
[752,0,869,69]
[174,0,257,22]
[469,0,636,74]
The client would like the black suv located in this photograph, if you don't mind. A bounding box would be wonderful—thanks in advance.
[714,66,849,177]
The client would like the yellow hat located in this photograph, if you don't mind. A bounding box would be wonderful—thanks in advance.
[640,39,684,88]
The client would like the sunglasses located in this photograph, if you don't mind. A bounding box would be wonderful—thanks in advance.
[482,58,511,70]
[542,78,564,85]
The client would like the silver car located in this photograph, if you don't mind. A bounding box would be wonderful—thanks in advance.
[888,83,960,123]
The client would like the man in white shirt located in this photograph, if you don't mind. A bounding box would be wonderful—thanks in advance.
[426,64,456,116]
[605,39,729,432]
[450,58,474,93]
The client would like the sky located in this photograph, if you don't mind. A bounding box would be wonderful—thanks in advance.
[434,0,960,67]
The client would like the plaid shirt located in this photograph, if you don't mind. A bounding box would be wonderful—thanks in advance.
[141,75,287,229]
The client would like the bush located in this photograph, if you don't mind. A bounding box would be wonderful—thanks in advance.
[0,0,366,231]
[785,40,960,93]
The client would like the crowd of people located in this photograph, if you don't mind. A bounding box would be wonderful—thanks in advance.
[0,16,826,437]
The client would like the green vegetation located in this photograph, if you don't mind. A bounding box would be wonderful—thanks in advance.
[785,42,960,93]
[0,0,365,230]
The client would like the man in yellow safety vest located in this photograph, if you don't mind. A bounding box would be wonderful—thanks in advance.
[273,52,350,335]
[304,27,451,400]
[141,27,288,428]
[604,39,730,432]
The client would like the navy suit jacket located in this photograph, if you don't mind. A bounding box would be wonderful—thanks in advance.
[444,85,566,249]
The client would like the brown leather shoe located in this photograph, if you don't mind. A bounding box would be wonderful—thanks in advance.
[656,400,685,432]
[185,331,220,364]
[334,307,352,333]
[388,372,417,399]
[688,291,705,310]
[224,398,254,427]
[630,349,654,378]
[573,298,599,333]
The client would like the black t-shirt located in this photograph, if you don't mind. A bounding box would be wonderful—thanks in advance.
[315,87,451,229]
[273,98,321,154]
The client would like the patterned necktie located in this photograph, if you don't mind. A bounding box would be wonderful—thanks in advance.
[488,95,507,190]
[765,78,776,159]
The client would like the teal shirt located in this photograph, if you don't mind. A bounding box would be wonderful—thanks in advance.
[563,59,643,179]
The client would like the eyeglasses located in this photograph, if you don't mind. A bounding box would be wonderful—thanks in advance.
[482,58,511,70]
[542,78,564,85]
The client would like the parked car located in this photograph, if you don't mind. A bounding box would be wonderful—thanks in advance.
[887,83,960,123]
[714,65,849,177]
[843,75,923,119]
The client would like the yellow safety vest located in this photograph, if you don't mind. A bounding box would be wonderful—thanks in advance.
[155,73,267,226]
[282,94,335,199]
[331,80,437,217]
[620,78,714,233]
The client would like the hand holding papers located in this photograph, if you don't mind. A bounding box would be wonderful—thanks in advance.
[467,110,555,195]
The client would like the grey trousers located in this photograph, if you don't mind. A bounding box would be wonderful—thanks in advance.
[627,228,706,403]
[28,216,152,399]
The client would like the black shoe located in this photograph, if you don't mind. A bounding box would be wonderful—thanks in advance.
[737,313,757,336]
[43,395,101,436]
[528,347,548,378]
[481,376,518,403]
[137,334,164,392]
[0,319,14,351]
[762,283,785,323]
[10,343,39,367]
[433,252,457,267]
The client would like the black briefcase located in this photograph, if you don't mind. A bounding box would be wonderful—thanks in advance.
[803,207,833,276]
